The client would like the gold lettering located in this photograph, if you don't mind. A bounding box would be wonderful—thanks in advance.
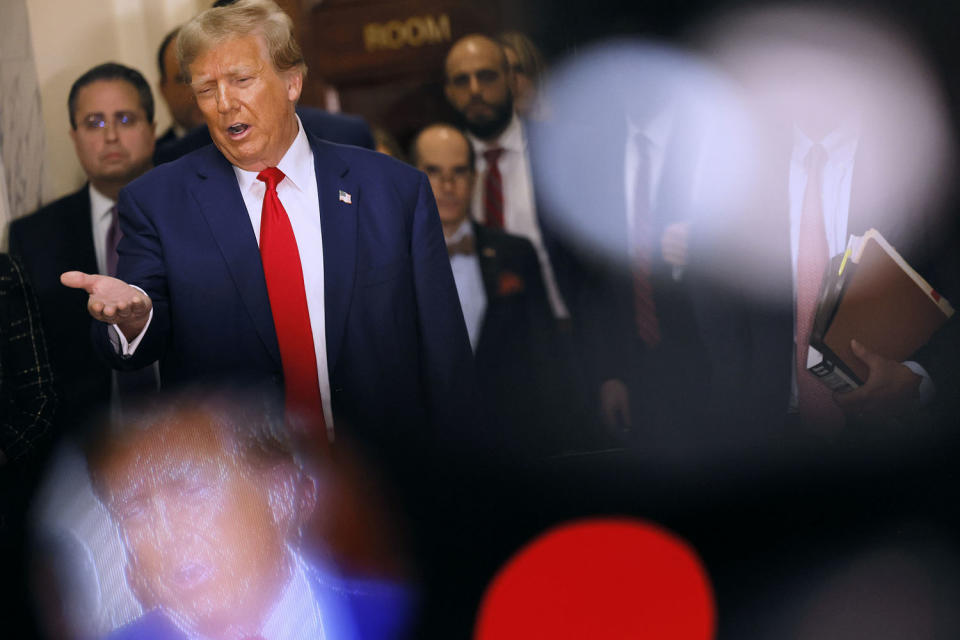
[385,20,405,49]
[406,17,426,47]
[363,23,385,52]
[436,14,452,42]
[363,14,455,52]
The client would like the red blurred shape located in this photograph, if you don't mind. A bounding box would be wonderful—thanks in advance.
[475,518,715,639]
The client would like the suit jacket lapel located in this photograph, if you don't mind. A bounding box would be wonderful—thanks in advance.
[72,186,100,274]
[190,147,281,367]
[473,223,500,297]
[310,134,358,376]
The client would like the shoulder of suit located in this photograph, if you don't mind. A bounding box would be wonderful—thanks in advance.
[477,225,537,254]
[10,186,89,234]
[313,135,422,181]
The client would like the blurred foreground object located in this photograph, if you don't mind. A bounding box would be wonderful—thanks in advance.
[475,518,714,639]
[32,389,413,640]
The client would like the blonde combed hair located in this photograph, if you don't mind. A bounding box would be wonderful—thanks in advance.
[178,0,307,82]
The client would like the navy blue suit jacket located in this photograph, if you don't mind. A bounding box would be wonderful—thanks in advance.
[93,133,479,450]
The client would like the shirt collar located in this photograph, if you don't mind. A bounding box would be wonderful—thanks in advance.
[791,118,860,166]
[470,111,524,155]
[233,115,313,194]
[626,107,674,152]
[445,218,474,244]
[262,551,323,640]
[88,183,115,221]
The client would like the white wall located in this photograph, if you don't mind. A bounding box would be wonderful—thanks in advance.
[0,0,45,245]
[26,0,206,202]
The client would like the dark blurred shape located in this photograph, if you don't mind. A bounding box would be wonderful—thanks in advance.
[372,126,406,162]
[32,388,414,640]
[475,518,714,639]
[529,40,750,456]
[1,253,58,639]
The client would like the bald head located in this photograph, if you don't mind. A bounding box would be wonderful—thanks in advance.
[444,34,514,140]
[413,124,476,234]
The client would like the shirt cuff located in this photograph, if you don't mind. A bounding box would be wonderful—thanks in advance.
[903,360,935,406]
[109,285,153,357]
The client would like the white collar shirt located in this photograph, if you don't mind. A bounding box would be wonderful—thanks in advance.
[88,184,116,276]
[233,116,334,438]
[469,113,570,319]
[787,122,858,411]
[446,220,486,351]
[624,109,674,253]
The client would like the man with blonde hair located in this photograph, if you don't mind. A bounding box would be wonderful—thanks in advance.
[62,0,478,455]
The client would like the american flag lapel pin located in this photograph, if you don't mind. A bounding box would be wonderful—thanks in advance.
[338,189,352,204]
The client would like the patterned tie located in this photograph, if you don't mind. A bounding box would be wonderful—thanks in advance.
[106,205,120,276]
[631,133,661,347]
[257,167,327,435]
[483,147,505,229]
[795,143,844,428]
[446,233,475,257]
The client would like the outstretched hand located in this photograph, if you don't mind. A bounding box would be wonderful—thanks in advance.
[60,271,152,341]
[833,339,922,421]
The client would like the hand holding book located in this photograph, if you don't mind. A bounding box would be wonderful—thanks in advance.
[832,339,923,421]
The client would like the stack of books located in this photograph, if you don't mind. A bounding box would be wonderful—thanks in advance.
[806,229,954,392]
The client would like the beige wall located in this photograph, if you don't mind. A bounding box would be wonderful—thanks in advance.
[27,0,206,203]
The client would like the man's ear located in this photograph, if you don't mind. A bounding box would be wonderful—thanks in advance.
[266,464,318,538]
[286,70,303,103]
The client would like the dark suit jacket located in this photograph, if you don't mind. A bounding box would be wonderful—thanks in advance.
[93,133,479,453]
[531,113,710,441]
[8,187,109,426]
[0,253,57,465]
[469,223,557,453]
[689,130,960,436]
[154,106,375,165]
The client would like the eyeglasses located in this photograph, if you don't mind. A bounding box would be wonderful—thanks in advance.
[423,166,473,184]
[80,111,144,131]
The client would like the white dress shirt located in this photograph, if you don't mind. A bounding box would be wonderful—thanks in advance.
[787,123,932,408]
[446,220,487,351]
[624,110,673,235]
[88,184,115,276]
[116,117,335,436]
[469,113,570,319]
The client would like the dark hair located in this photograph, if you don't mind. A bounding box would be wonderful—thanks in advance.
[157,27,181,83]
[410,123,475,172]
[68,62,155,129]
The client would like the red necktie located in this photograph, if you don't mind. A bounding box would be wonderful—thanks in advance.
[795,143,844,428]
[631,133,661,347]
[483,147,505,229]
[257,167,327,435]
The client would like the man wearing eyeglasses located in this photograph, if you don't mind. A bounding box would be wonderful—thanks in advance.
[411,123,557,456]
[8,62,159,427]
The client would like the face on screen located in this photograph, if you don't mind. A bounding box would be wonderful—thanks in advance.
[96,416,296,637]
